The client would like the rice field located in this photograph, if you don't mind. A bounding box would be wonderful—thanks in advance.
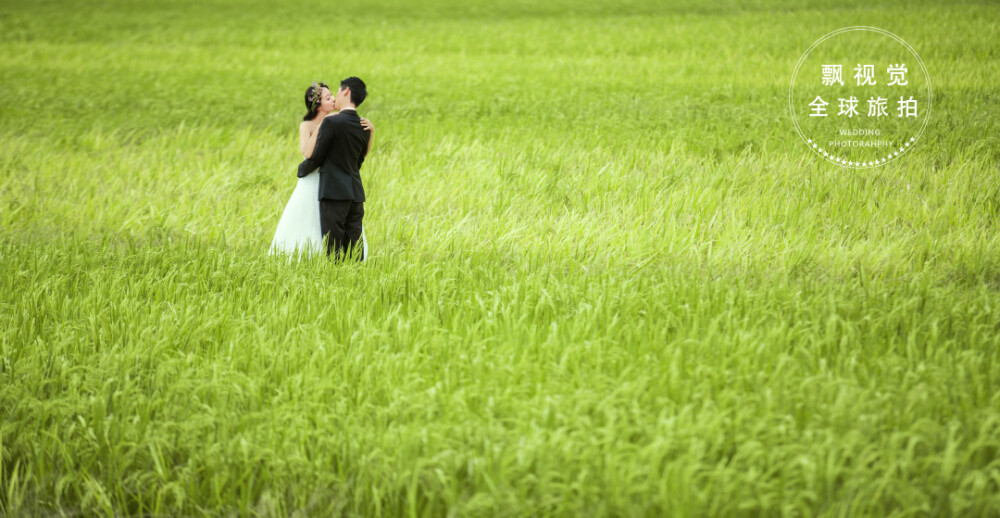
[1,0,999,515]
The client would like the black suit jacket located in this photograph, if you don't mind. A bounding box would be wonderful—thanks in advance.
[298,109,370,202]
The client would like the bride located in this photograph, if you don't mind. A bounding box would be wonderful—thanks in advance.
[269,82,373,259]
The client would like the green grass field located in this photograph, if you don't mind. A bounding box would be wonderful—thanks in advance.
[2,0,999,515]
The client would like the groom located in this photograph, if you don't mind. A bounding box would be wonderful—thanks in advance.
[298,76,370,261]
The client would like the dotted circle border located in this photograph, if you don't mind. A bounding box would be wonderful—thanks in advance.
[788,26,933,169]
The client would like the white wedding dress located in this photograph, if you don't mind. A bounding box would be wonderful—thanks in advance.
[269,158,367,260]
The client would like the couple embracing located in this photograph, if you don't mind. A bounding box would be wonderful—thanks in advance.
[269,77,373,261]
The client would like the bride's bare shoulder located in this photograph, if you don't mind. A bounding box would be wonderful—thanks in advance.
[300,120,322,134]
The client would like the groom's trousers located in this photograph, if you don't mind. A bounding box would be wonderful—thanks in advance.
[320,199,364,261]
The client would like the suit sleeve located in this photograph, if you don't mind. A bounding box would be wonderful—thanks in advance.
[297,118,338,177]
[356,130,370,170]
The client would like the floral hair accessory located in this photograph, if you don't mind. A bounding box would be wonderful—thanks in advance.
[308,81,327,111]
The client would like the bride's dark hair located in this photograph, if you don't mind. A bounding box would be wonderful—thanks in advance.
[302,82,329,121]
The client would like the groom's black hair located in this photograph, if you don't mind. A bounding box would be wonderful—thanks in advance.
[340,77,367,107]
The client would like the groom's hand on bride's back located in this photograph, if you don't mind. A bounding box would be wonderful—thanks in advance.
[297,155,317,178]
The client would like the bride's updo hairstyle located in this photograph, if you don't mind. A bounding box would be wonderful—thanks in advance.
[302,82,329,121]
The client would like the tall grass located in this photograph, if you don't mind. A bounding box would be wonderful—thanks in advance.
[2,0,999,515]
